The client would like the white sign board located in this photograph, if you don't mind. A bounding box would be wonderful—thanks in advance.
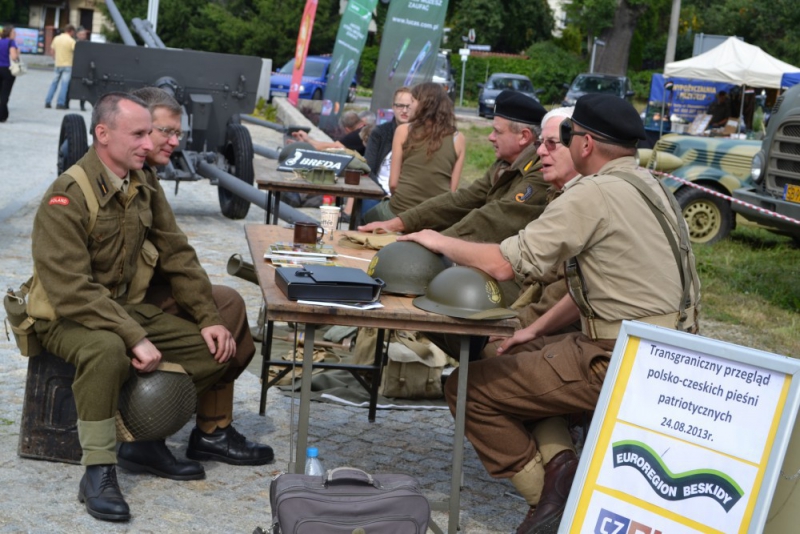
[561,321,800,534]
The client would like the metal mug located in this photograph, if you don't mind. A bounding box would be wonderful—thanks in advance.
[293,222,325,244]
[344,169,362,185]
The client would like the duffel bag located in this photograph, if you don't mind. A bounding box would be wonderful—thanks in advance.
[270,467,430,534]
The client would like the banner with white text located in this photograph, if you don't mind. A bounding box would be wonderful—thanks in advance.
[319,0,378,130]
[371,0,449,118]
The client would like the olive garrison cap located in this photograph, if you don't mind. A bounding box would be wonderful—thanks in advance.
[572,93,646,146]
[493,91,547,125]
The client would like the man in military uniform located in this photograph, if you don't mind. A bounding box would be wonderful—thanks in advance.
[399,94,700,534]
[359,90,549,245]
[30,92,273,523]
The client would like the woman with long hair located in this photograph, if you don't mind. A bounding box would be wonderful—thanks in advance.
[0,25,20,122]
[364,82,465,222]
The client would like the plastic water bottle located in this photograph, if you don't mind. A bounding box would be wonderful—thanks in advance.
[304,447,325,476]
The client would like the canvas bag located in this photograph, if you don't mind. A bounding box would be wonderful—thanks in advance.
[354,328,447,399]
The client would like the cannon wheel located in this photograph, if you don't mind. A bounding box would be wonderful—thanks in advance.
[675,186,734,244]
[57,114,88,175]
[218,124,254,220]
[312,88,323,100]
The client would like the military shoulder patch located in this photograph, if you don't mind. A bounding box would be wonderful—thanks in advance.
[515,185,533,202]
[49,196,70,206]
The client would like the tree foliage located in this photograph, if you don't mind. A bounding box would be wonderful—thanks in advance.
[449,0,553,54]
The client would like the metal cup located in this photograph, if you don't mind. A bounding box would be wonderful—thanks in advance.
[293,222,325,244]
[344,169,362,185]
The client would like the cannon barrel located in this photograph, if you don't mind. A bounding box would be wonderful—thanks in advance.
[104,0,138,47]
[241,115,286,132]
[253,144,281,160]
[195,160,317,225]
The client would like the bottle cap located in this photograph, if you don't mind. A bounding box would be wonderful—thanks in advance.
[322,195,334,206]
[307,446,318,458]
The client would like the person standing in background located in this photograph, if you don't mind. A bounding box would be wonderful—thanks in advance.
[45,25,76,110]
[0,25,20,122]
[71,26,89,111]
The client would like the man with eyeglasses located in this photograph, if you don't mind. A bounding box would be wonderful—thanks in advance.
[30,90,274,523]
[363,86,413,195]
[399,94,700,533]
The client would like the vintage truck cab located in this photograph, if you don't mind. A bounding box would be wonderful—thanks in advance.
[733,83,800,242]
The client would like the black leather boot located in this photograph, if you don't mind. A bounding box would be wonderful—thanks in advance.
[78,465,131,522]
[187,425,274,466]
[118,440,205,480]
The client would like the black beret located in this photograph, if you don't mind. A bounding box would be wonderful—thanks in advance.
[572,94,646,146]
[493,91,547,125]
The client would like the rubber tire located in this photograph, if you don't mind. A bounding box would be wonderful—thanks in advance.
[57,114,88,175]
[218,124,255,220]
[312,89,323,101]
[674,186,734,244]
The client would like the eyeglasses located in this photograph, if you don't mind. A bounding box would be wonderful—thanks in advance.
[154,126,185,141]
[393,103,411,110]
[536,138,561,152]
[559,119,589,148]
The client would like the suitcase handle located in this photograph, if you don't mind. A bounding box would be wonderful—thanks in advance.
[324,467,381,489]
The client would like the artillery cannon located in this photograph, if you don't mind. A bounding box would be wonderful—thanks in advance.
[56,0,312,222]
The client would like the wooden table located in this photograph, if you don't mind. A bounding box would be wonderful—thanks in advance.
[254,161,386,230]
[246,224,519,534]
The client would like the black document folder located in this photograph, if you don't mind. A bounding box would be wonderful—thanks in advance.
[274,266,384,302]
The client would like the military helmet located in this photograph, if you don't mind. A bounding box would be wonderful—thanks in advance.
[413,266,517,320]
[278,142,314,164]
[367,241,449,296]
[116,363,196,442]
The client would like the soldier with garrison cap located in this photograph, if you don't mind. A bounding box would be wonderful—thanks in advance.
[360,90,550,245]
[399,93,701,534]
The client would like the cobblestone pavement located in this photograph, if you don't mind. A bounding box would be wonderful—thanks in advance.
[0,66,524,533]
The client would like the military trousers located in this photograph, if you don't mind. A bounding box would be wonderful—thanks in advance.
[144,284,256,383]
[35,302,230,423]
[444,332,614,479]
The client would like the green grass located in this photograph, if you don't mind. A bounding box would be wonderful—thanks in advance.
[459,124,496,185]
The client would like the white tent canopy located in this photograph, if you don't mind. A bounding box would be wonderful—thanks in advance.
[664,37,800,89]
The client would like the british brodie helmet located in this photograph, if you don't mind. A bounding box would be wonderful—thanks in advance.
[413,266,517,320]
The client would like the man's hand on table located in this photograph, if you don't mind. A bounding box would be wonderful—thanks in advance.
[358,217,405,234]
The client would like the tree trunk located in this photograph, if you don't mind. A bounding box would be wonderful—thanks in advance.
[593,0,647,75]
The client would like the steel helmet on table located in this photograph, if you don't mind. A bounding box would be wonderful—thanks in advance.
[413,266,517,320]
[367,241,449,296]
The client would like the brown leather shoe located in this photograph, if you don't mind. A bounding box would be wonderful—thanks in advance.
[515,450,578,534]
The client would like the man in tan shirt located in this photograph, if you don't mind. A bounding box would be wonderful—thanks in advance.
[45,24,76,109]
[399,94,700,534]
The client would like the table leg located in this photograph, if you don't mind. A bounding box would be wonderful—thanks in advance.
[350,198,363,230]
[265,192,272,224]
[259,320,275,416]
[293,322,316,474]
[272,192,282,225]
[448,335,470,533]
[367,329,386,422]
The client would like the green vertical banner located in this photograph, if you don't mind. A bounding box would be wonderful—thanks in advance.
[372,0,449,121]
[288,0,319,106]
[319,0,378,130]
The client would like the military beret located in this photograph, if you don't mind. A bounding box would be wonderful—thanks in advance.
[493,91,547,125]
[572,94,646,146]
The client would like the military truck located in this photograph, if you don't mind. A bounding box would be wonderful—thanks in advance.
[638,134,760,244]
[733,83,800,242]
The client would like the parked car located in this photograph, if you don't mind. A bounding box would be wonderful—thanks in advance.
[432,51,456,100]
[638,134,760,244]
[562,73,634,107]
[270,56,357,102]
[477,73,541,118]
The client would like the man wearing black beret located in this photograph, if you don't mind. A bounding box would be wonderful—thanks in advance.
[399,93,701,533]
[359,90,551,272]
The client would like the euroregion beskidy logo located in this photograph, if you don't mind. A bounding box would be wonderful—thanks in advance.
[612,440,744,512]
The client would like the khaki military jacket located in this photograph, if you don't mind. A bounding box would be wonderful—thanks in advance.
[501,156,696,323]
[30,147,221,347]
[398,142,547,243]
